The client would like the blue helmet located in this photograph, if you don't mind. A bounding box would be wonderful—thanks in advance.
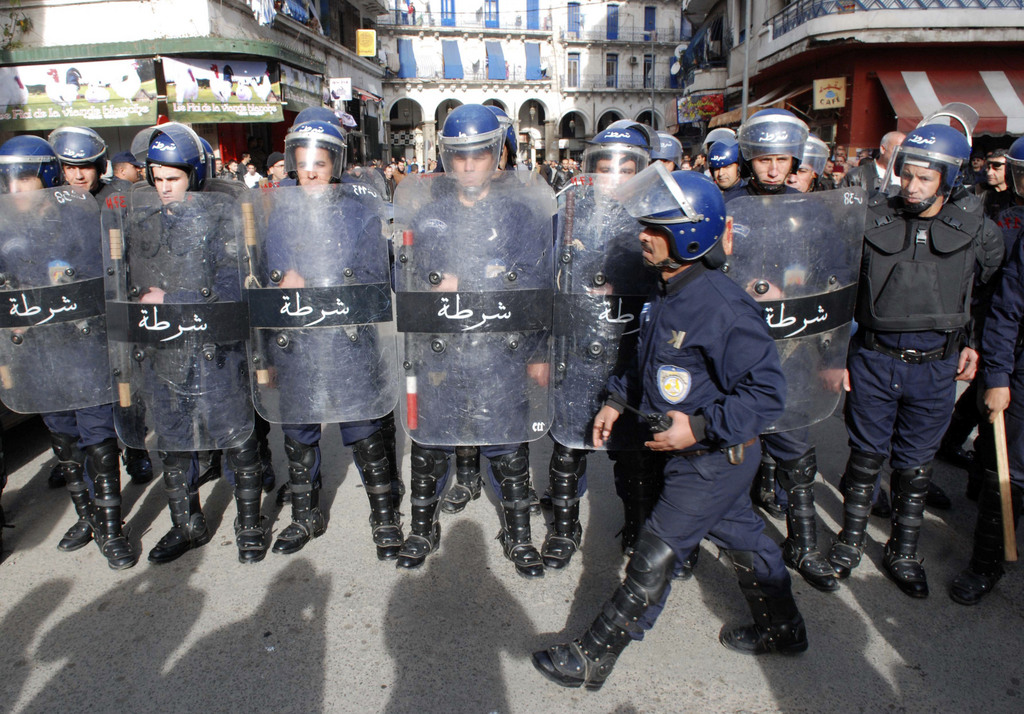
[146,123,207,191]
[294,106,342,128]
[0,135,64,192]
[891,124,970,212]
[485,105,518,168]
[617,163,727,266]
[198,137,216,179]
[651,131,683,168]
[438,104,505,175]
[797,134,830,177]
[582,122,651,175]
[48,126,107,173]
[285,119,347,181]
[1007,135,1024,198]
[707,139,740,170]
[737,109,808,163]
[701,127,736,155]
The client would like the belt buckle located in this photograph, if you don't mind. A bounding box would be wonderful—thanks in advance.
[900,348,924,364]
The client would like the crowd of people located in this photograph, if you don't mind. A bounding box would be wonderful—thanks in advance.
[0,98,1022,692]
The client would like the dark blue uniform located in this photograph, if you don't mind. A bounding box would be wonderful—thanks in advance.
[606,263,790,631]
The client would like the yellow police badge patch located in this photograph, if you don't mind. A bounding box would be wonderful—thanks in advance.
[657,366,690,404]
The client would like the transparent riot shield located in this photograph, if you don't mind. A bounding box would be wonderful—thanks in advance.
[105,183,253,451]
[245,183,398,424]
[724,187,866,432]
[393,172,555,446]
[550,174,656,450]
[0,187,111,413]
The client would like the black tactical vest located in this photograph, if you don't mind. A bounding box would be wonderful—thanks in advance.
[857,196,981,333]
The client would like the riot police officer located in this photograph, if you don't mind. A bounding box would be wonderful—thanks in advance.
[112,125,268,564]
[950,134,1024,605]
[251,119,403,559]
[650,130,683,171]
[708,139,742,193]
[725,109,839,592]
[533,167,804,690]
[50,126,155,487]
[393,104,555,577]
[828,125,1003,597]
[0,135,137,570]
[787,134,830,194]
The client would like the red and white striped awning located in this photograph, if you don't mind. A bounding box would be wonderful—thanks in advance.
[877,70,1024,136]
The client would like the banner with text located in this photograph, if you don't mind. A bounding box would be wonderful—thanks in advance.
[164,57,283,123]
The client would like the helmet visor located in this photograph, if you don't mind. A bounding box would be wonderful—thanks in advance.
[615,162,703,224]
[439,129,503,176]
[285,132,346,181]
[581,144,649,176]
[1009,158,1024,198]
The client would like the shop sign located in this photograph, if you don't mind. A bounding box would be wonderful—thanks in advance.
[164,57,283,123]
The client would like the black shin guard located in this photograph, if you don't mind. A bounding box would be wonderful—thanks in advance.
[829,450,884,578]
[149,451,210,564]
[273,437,326,556]
[777,449,836,592]
[533,531,674,689]
[381,410,405,510]
[228,437,268,564]
[353,431,403,560]
[86,439,137,570]
[396,443,446,569]
[883,464,931,598]
[52,432,92,552]
[720,550,807,655]
[493,445,544,578]
[542,443,584,569]
[613,450,664,554]
[441,446,482,514]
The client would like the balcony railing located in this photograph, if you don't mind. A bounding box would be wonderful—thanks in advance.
[559,25,680,43]
[387,67,550,82]
[768,0,1024,39]
[378,13,553,32]
[560,73,676,91]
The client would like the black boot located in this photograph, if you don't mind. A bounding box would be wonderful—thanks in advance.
[493,446,544,578]
[441,446,481,514]
[751,450,785,520]
[229,438,269,564]
[52,433,92,552]
[951,470,1022,605]
[272,437,326,555]
[396,443,445,569]
[938,395,978,470]
[542,443,584,569]
[148,452,210,564]
[720,550,808,655]
[614,450,664,555]
[777,450,838,592]
[87,440,138,570]
[381,410,405,511]
[254,414,276,493]
[882,465,931,598]
[828,450,885,578]
[533,531,675,689]
[673,545,700,580]
[352,431,404,560]
[122,447,154,485]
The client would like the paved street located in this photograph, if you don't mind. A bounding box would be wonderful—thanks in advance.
[1,409,1022,713]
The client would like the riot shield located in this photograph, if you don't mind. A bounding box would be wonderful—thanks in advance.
[724,187,866,432]
[0,187,112,413]
[550,174,656,450]
[393,172,555,446]
[245,183,398,424]
[105,183,253,451]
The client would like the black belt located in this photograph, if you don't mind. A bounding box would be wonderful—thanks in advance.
[863,331,954,364]
[680,438,757,460]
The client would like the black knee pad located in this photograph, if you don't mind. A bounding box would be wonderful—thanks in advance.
[50,431,84,465]
[845,449,885,487]
[226,435,261,474]
[351,430,386,464]
[625,530,676,603]
[410,443,448,479]
[776,448,816,491]
[489,444,530,484]
[894,464,931,494]
[85,439,121,479]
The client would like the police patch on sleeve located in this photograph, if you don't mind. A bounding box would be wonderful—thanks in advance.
[657,366,691,404]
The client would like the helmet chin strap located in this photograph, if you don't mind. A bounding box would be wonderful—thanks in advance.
[750,177,787,195]
[900,193,938,214]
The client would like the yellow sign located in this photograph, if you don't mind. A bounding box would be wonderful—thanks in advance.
[356,30,377,57]
[813,77,846,109]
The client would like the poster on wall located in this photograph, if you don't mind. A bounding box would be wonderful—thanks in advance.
[0,59,157,131]
[676,93,725,124]
[164,57,283,123]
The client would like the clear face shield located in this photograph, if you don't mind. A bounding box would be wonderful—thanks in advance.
[0,156,51,194]
[881,102,978,195]
[614,162,704,224]
[1007,158,1024,198]
[439,130,502,197]
[285,133,346,184]
[581,144,650,179]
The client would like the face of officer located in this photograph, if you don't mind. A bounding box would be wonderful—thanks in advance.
[712,163,740,191]
[7,174,44,194]
[750,155,793,188]
[295,146,333,187]
[639,226,671,269]
[450,147,494,198]
[594,157,637,176]
[63,163,99,193]
[899,163,943,217]
[151,164,189,205]
[787,166,816,193]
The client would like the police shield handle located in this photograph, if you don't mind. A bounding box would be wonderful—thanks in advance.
[108,228,132,407]
[401,229,418,430]
[993,412,1018,561]
[241,201,270,387]
[0,365,11,390]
